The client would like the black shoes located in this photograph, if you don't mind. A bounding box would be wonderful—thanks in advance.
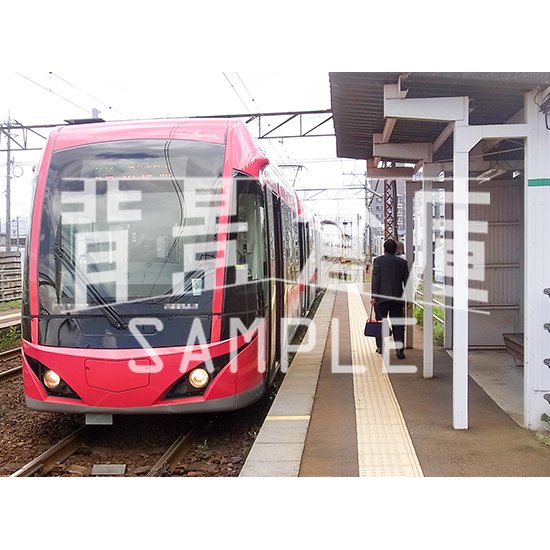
[375,348,405,359]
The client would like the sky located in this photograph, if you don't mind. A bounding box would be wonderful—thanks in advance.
[2,0,545,233]
[0,70,367,236]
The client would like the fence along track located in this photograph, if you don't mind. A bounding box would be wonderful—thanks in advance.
[0,252,22,302]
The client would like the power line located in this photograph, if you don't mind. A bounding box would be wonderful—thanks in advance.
[235,72,261,112]
[222,72,253,112]
[280,157,360,164]
[16,72,90,115]
[233,73,294,165]
[49,71,131,119]
[223,72,287,165]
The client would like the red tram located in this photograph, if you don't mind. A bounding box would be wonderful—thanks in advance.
[22,118,320,419]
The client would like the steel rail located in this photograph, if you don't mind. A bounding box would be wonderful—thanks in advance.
[10,426,95,477]
[0,365,22,381]
[0,347,21,360]
[0,347,22,381]
[146,423,198,477]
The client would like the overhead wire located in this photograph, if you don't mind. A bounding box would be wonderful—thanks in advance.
[235,73,260,112]
[16,72,90,115]
[233,72,287,165]
[221,73,344,190]
[48,72,131,119]
[222,72,253,113]
[238,73,348,187]
[223,72,288,166]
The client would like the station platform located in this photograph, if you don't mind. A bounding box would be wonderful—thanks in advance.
[240,283,550,477]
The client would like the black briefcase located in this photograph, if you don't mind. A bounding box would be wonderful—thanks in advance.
[364,318,383,338]
[364,306,391,338]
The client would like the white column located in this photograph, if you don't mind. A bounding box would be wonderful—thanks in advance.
[452,141,470,429]
[405,182,415,349]
[524,88,550,430]
[422,175,434,378]
[444,188,453,350]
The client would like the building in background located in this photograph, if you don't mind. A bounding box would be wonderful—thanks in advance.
[0,216,28,251]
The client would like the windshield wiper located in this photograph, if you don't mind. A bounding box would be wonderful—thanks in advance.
[52,243,128,329]
[52,219,128,330]
[54,216,64,304]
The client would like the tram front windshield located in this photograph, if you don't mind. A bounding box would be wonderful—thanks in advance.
[37,139,225,316]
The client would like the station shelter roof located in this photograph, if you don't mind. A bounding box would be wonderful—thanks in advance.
[329,72,550,163]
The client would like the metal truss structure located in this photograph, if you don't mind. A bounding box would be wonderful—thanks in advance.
[383,179,398,241]
[294,186,366,202]
[0,109,335,153]
[0,110,335,253]
[191,109,334,140]
[0,120,53,152]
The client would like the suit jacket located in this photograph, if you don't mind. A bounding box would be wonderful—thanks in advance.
[371,253,409,303]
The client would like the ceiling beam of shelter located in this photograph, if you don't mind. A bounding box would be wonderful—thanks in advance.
[366,160,414,179]
[433,122,455,155]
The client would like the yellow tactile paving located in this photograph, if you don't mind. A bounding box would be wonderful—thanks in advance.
[346,284,423,477]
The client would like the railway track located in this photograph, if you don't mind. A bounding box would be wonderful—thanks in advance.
[10,420,200,477]
[10,426,95,477]
[146,424,199,476]
[0,347,21,381]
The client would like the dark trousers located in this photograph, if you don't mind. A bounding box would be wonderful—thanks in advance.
[374,300,405,352]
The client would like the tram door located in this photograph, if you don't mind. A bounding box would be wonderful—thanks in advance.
[267,192,284,380]
[298,221,307,316]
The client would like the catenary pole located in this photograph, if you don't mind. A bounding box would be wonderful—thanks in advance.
[5,118,11,252]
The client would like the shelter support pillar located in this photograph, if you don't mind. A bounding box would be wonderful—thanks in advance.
[422,173,433,378]
[385,88,530,428]
[444,189,453,350]
[384,89,472,426]
[404,182,416,349]
[420,164,443,378]
[524,88,550,430]
[452,143,470,429]
[453,121,527,429]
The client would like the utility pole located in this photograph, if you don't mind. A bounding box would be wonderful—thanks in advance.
[5,117,11,252]
[364,172,369,264]
[357,212,360,263]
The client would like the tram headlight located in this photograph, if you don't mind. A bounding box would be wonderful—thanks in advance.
[43,369,61,389]
[188,368,210,389]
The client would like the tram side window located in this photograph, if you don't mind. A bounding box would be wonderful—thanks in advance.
[236,189,266,282]
[223,174,268,337]
[281,203,291,282]
[291,209,299,282]
[282,204,299,283]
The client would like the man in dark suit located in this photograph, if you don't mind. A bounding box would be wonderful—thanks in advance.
[371,239,410,359]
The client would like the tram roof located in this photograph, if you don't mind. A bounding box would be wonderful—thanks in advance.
[52,118,233,149]
[329,72,550,163]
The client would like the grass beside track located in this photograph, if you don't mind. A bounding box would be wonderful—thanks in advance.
[0,325,21,352]
[0,299,21,312]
